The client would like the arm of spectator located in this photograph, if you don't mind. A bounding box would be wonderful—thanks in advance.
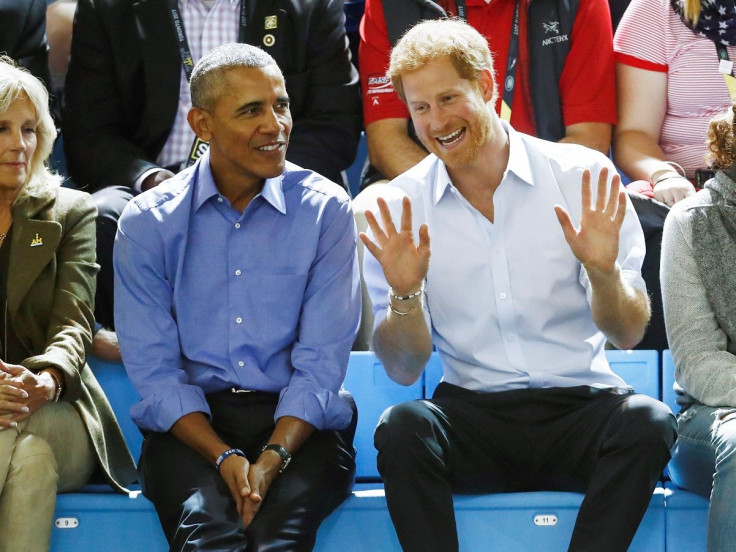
[274,194,360,431]
[62,0,163,193]
[20,192,98,403]
[559,122,612,155]
[285,0,362,184]
[661,207,736,406]
[169,412,252,519]
[365,119,428,181]
[360,196,433,385]
[241,415,315,527]
[555,168,650,349]
[114,201,211,433]
[11,0,53,94]
[613,64,695,205]
[556,0,616,153]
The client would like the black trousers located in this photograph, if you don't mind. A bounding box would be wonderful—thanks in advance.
[374,383,677,552]
[92,185,135,330]
[140,390,357,552]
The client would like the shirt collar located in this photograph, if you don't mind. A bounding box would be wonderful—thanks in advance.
[432,121,534,205]
[193,148,287,214]
[178,0,239,9]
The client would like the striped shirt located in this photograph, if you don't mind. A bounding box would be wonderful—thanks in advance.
[614,0,736,178]
[156,0,240,171]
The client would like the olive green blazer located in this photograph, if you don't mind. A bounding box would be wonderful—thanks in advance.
[8,185,136,491]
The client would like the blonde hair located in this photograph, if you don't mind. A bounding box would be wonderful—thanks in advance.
[706,102,736,170]
[682,0,702,24]
[0,56,60,200]
[388,18,495,103]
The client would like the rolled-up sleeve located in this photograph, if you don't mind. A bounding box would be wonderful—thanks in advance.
[114,201,210,432]
[276,197,361,430]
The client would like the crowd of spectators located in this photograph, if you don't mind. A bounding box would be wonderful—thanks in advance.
[2,0,736,551]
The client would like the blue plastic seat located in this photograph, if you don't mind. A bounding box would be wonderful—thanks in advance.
[606,349,660,400]
[344,352,424,480]
[664,483,708,552]
[661,350,681,414]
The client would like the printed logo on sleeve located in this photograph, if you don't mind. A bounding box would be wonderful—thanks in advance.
[366,73,396,108]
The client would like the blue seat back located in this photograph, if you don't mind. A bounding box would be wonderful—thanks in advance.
[606,349,660,400]
[661,350,680,414]
[344,352,424,480]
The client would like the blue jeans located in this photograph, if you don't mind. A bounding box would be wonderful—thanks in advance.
[669,403,736,552]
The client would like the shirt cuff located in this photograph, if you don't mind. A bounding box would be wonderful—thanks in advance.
[275,381,354,431]
[130,383,211,432]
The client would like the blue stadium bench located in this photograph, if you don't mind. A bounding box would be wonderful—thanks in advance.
[51,357,168,550]
[343,351,424,480]
[315,486,666,552]
[665,483,708,552]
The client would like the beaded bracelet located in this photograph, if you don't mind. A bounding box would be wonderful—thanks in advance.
[389,286,424,302]
[215,448,246,472]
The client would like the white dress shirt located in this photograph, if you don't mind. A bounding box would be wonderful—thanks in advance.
[363,124,647,393]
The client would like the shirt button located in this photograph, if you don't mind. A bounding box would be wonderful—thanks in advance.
[507,335,514,342]
[217,197,224,203]
[236,317,243,324]
[238,361,245,367]
[234,223,241,229]
[235,269,242,276]
[499,292,507,300]
[494,248,501,254]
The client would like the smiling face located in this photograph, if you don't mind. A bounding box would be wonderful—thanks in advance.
[402,56,495,170]
[190,64,292,191]
[0,94,38,197]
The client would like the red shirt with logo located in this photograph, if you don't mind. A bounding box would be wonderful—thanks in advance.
[359,0,617,136]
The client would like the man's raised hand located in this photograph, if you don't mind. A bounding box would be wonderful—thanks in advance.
[554,168,626,275]
[360,196,430,295]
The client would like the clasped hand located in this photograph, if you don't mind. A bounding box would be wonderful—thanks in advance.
[218,452,281,529]
[554,167,626,275]
[359,195,431,296]
[0,360,53,429]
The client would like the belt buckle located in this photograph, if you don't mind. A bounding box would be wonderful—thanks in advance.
[230,387,255,394]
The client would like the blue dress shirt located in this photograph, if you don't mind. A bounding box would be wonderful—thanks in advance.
[363,123,647,393]
[114,150,361,432]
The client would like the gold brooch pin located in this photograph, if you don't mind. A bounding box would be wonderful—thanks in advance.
[30,233,43,247]
[265,15,278,30]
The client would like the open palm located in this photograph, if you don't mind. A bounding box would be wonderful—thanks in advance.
[554,168,626,274]
[360,196,430,296]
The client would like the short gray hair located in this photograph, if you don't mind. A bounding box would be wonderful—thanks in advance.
[190,43,281,110]
[0,56,60,201]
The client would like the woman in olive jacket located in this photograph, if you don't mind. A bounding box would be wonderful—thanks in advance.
[0,57,136,551]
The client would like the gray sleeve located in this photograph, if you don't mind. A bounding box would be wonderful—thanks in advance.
[661,207,736,407]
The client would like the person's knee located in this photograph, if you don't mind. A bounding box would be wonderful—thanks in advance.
[613,395,677,452]
[9,435,59,493]
[374,400,434,452]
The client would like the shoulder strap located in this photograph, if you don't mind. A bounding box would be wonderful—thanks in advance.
[527,0,579,141]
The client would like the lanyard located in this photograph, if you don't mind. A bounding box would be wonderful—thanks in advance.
[167,0,249,167]
[716,43,736,102]
[168,0,248,82]
[454,0,520,122]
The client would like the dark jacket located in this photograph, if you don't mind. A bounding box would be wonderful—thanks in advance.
[62,0,362,189]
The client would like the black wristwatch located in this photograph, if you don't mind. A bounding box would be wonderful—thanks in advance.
[259,444,292,474]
